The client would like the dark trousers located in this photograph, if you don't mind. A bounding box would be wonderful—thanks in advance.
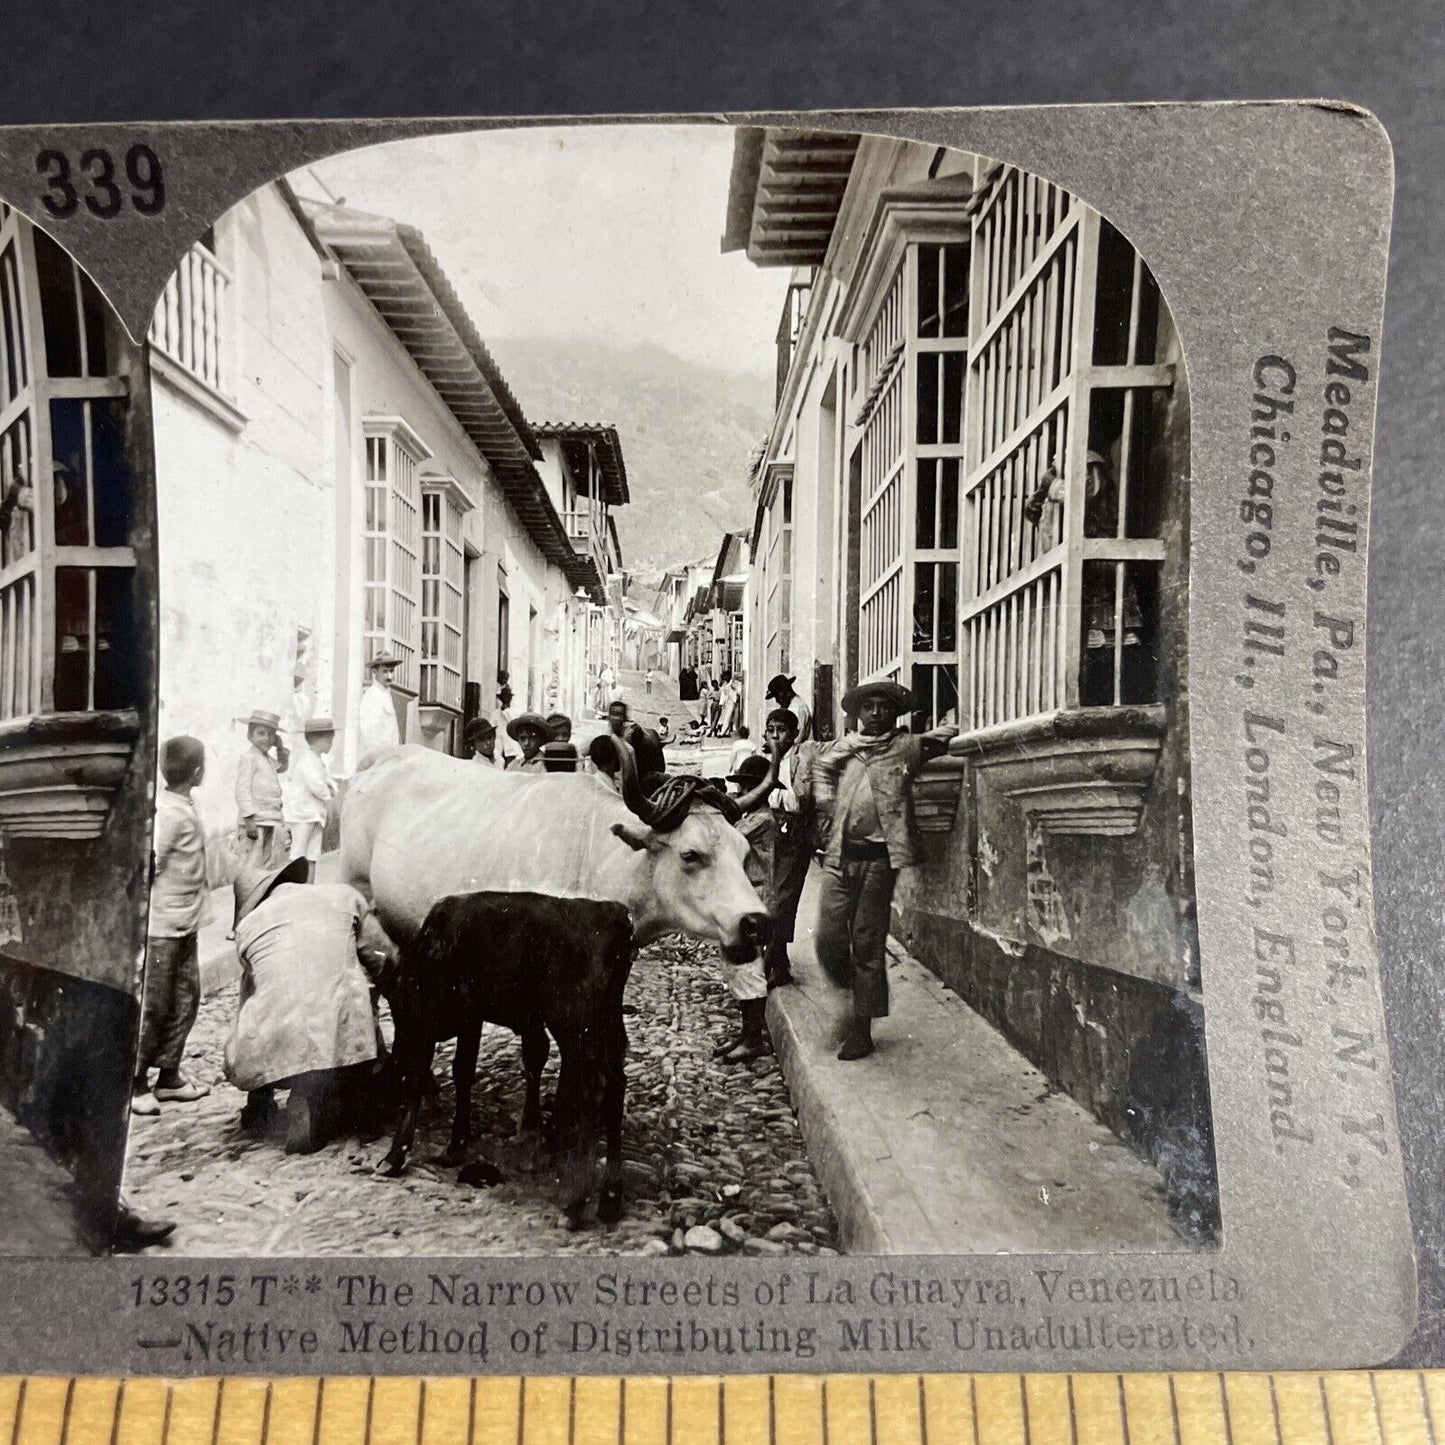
[815,852,897,1019]
[137,932,201,1075]
[765,847,810,981]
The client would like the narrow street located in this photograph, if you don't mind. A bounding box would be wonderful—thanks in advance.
[126,924,838,1259]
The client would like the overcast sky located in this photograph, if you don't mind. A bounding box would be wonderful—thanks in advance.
[293,125,787,379]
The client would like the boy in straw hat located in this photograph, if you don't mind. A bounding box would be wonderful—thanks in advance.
[505,712,551,771]
[225,858,394,1153]
[284,718,337,881]
[812,680,956,1060]
[464,716,498,765]
[235,708,290,869]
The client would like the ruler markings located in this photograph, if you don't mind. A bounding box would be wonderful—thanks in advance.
[15,1378,1445,1445]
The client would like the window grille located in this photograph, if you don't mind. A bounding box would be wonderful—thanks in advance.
[419,480,467,711]
[763,467,792,677]
[147,236,232,397]
[362,418,428,693]
[960,167,1173,731]
[0,211,135,724]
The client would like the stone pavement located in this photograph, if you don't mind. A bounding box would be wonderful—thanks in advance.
[768,868,1185,1255]
[125,931,838,1258]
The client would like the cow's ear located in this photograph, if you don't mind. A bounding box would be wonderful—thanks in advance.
[610,821,658,853]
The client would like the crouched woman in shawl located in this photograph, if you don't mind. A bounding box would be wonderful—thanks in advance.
[224,858,395,1153]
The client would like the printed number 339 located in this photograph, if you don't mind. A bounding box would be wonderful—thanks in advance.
[36,145,165,219]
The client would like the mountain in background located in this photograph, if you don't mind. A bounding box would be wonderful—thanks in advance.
[488,336,775,580]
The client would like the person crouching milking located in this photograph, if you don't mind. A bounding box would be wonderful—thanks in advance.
[713,750,784,1064]
[225,858,395,1153]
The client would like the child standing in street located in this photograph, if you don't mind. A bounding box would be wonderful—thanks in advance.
[235,708,290,868]
[285,718,336,882]
[713,750,783,1064]
[133,736,213,1117]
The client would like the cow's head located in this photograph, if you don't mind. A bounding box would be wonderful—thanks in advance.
[598,737,769,962]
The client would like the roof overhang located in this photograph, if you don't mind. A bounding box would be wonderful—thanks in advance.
[721,128,860,267]
[310,202,587,577]
[535,423,630,506]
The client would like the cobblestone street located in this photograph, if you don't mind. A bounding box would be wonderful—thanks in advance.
[125,927,839,1259]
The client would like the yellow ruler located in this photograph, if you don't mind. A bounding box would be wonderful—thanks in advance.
[1,1373,1442,1445]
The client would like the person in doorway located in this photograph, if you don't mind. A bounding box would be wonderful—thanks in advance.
[506,713,550,771]
[235,709,290,869]
[226,858,394,1154]
[764,673,813,742]
[132,735,212,1118]
[284,718,337,882]
[464,716,498,765]
[813,680,956,1060]
[493,684,523,767]
[357,653,402,758]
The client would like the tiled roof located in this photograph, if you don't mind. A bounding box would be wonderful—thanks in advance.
[533,421,630,506]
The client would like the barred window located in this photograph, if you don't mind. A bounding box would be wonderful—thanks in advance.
[362,416,430,693]
[419,474,471,711]
[960,169,1173,731]
[0,211,136,724]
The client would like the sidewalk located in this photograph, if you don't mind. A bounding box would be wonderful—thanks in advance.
[767,869,1184,1255]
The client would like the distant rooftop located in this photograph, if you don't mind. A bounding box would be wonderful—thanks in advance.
[533,422,630,507]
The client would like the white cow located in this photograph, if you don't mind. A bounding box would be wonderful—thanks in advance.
[340,740,770,961]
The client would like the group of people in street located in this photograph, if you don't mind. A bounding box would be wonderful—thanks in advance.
[715,671,955,1064]
[677,666,744,737]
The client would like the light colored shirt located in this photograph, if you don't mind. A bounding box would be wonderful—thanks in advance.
[840,755,885,844]
[769,751,800,814]
[149,789,208,938]
[284,747,335,825]
[235,743,284,824]
[492,707,522,763]
[785,693,813,742]
[471,752,496,767]
[358,680,400,756]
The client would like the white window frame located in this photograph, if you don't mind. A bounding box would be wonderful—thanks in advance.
[362,415,432,695]
[959,165,1175,733]
[418,471,473,712]
[0,206,134,724]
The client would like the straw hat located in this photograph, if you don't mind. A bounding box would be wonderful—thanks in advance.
[238,709,282,731]
[233,856,309,926]
[840,679,915,716]
[506,712,550,741]
[302,717,336,737]
[368,653,401,671]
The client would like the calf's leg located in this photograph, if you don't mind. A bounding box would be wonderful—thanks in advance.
[596,1019,628,1224]
[379,1018,434,1176]
[552,1042,600,1231]
[519,1026,549,1139]
[439,1021,481,1167]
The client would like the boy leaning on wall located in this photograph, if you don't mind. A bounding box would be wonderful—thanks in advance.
[132,736,213,1117]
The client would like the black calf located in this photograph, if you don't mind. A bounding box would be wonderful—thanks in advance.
[380,891,633,1228]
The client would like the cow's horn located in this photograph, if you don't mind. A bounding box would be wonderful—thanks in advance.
[590,733,661,825]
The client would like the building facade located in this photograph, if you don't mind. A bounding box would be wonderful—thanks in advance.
[0,204,159,1245]
[148,183,626,861]
[726,130,1214,1232]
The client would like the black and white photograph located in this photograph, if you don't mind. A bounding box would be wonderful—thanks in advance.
[85,123,1213,1259]
[0,97,1417,1373]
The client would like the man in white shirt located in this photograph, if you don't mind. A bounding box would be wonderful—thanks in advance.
[765,673,813,742]
[358,654,402,759]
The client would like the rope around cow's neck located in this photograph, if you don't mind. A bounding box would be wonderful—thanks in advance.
[643,772,741,832]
